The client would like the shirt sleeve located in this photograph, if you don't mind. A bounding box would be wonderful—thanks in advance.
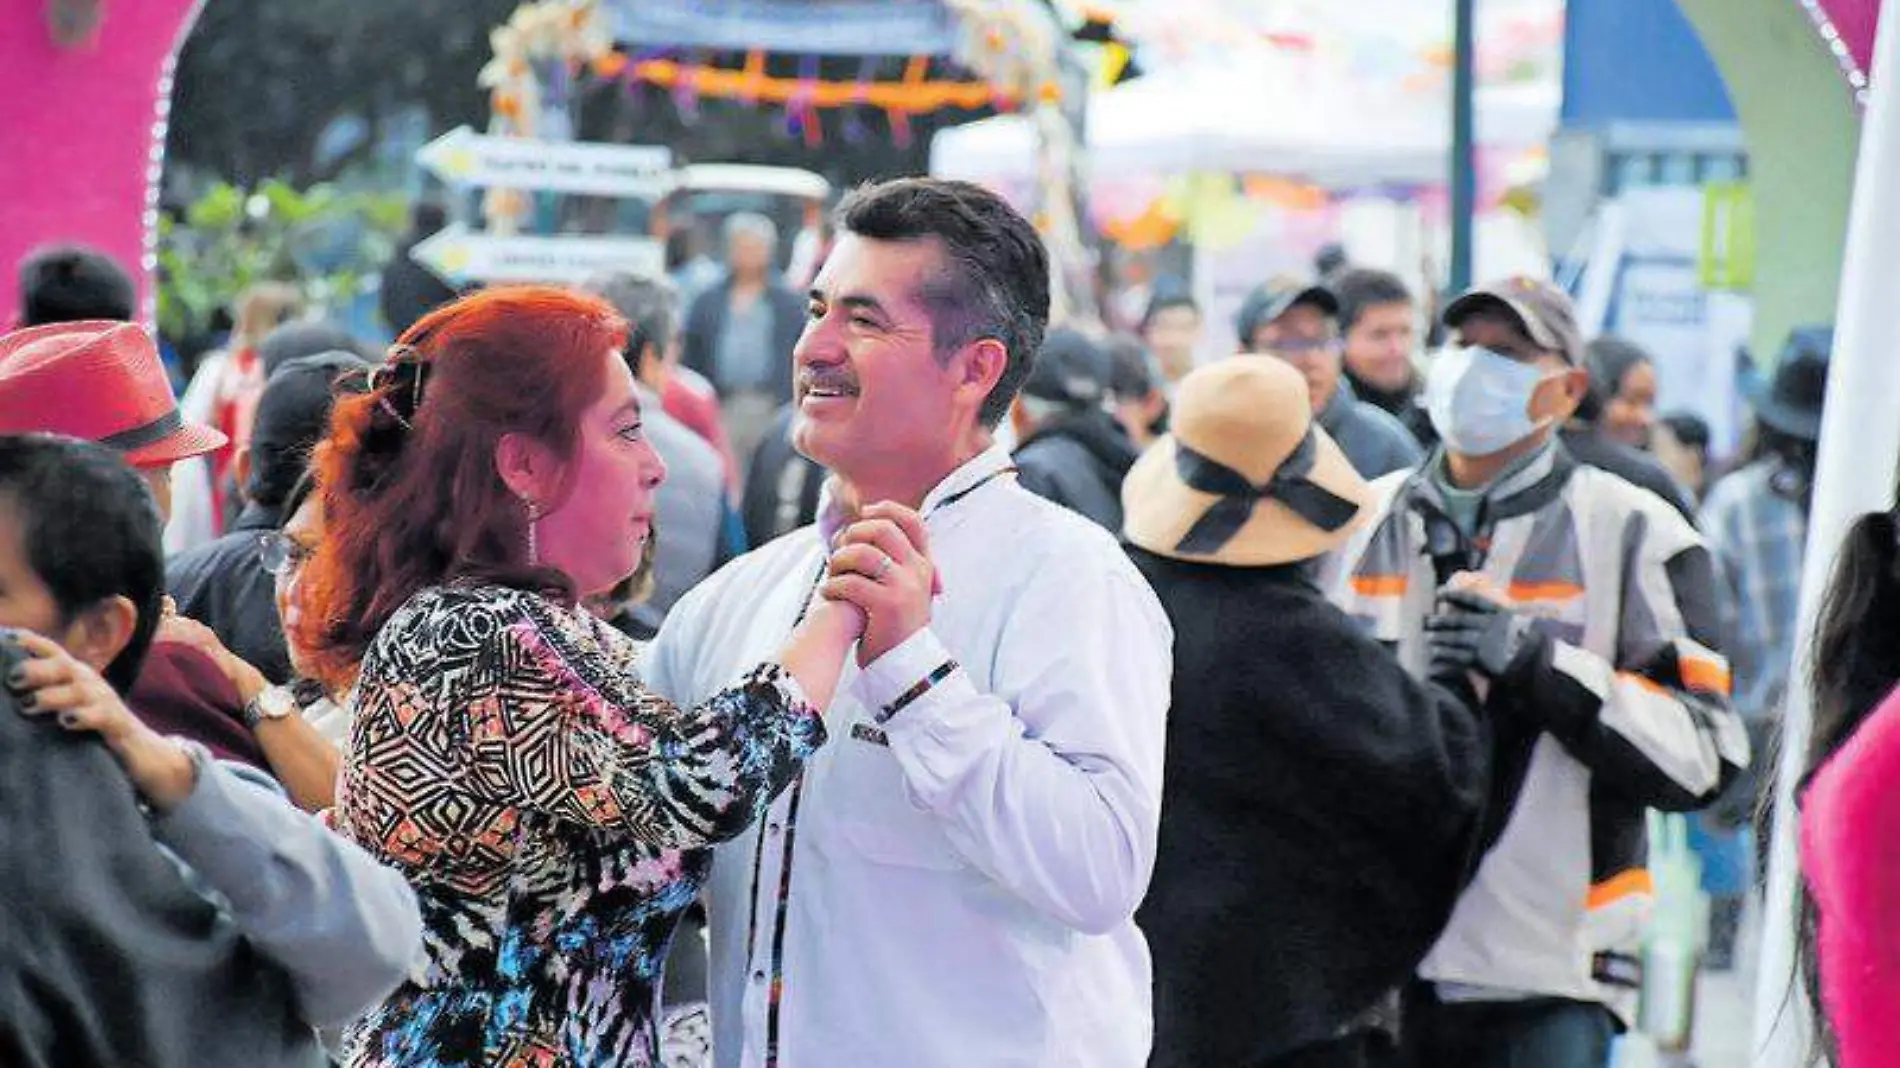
[150,759,423,1029]
[856,557,1173,936]
[1493,513,1751,810]
[451,599,826,849]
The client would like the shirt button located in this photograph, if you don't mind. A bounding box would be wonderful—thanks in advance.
[753,970,767,984]
[768,823,783,836]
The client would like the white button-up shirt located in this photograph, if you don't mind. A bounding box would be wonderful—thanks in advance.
[643,445,1172,1068]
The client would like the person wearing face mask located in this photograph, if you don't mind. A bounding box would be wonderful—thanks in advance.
[1325,276,1750,1068]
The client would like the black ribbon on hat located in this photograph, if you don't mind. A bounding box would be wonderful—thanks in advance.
[1173,428,1361,555]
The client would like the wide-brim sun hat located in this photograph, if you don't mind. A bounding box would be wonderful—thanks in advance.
[0,320,226,466]
[1124,357,1375,567]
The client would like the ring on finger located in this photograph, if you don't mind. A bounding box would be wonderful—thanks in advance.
[874,553,894,581]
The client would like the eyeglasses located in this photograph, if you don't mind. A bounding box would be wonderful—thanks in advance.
[257,532,316,576]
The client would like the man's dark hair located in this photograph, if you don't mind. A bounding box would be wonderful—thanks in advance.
[835,178,1049,428]
[1139,292,1199,334]
[585,272,678,376]
[0,435,164,692]
[1104,334,1160,401]
[1332,268,1414,336]
[18,245,136,326]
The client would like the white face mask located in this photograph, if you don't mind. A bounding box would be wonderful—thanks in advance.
[1424,345,1556,457]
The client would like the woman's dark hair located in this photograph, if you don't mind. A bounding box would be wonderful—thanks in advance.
[1796,506,1900,1064]
[1660,412,1711,456]
[0,434,164,692]
[298,286,627,685]
[836,177,1050,428]
[1578,336,1653,425]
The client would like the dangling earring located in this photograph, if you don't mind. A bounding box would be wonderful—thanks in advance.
[523,498,540,565]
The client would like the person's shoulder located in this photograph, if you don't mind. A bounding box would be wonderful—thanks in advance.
[1000,483,1154,589]
[645,406,723,480]
[1350,397,1424,451]
[1567,462,1702,548]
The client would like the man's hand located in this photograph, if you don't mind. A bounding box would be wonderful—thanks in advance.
[1425,587,1543,682]
[822,501,937,666]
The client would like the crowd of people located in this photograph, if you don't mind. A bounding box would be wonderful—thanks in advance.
[0,172,1892,1068]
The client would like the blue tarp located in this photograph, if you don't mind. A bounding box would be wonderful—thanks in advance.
[606,0,961,57]
[1562,0,1735,127]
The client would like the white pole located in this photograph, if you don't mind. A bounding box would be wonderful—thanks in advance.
[1753,1,1900,1063]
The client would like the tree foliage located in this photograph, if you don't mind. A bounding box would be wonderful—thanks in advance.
[166,0,517,187]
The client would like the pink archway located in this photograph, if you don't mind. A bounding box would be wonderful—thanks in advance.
[0,1,206,327]
[1803,0,1883,104]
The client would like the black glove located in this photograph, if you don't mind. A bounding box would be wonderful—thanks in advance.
[1425,589,1544,682]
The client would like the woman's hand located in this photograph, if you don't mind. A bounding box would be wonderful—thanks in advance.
[8,629,199,812]
[156,609,269,705]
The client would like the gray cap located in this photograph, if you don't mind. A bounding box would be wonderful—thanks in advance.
[1023,328,1110,409]
[1235,277,1339,347]
[1443,276,1583,364]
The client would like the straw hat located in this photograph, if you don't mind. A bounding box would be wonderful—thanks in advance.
[1123,358,1375,566]
[0,320,226,466]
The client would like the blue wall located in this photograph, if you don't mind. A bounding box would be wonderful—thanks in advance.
[1562,0,1736,127]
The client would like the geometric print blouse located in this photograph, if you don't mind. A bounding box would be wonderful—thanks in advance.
[331,584,825,1068]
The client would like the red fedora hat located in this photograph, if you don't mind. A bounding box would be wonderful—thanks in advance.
[0,320,226,466]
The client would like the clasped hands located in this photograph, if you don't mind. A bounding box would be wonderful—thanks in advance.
[804,501,941,667]
[1424,572,1544,692]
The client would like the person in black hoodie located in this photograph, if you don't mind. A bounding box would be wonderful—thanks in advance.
[1124,358,1489,1068]
[1008,327,1140,533]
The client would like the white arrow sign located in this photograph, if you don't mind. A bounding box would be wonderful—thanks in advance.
[416,126,675,198]
[409,224,666,285]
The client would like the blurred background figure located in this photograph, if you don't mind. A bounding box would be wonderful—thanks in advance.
[16,243,135,327]
[587,271,738,619]
[682,211,805,466]
[1583,335,1660,450]
[740,402,825,550]
[1106,333,1170,451]
[1656,411,1714,504]
[1009,326,1138,533]
[379,202,458,338]
[1141,292,1204,389]
[1240,276,1421,479]
[1695,326,1831,971]
[1334,267,1434,450]
[168,349,372,686]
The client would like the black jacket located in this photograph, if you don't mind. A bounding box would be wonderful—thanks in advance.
[0,691,321,1067]
[741,404,826,550]
[167,503,291,685]
[681,280,806,403]
[1129,549,1488,1066]
[1013,409,1140,534]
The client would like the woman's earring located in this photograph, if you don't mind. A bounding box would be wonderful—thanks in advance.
[523,498,540,565]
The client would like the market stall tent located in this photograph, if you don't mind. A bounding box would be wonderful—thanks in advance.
[931,66,1560,187]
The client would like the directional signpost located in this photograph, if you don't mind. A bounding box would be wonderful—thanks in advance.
[417,126,675,198]
[409,223,665,286]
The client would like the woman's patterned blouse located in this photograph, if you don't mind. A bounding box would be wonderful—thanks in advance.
[331,584,824,1067]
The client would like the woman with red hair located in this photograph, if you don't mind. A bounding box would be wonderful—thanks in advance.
[301,286,860,1067]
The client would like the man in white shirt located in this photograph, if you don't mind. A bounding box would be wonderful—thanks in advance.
[643,176,1173,1068]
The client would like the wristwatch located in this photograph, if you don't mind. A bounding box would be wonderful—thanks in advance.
[241,684,298,730]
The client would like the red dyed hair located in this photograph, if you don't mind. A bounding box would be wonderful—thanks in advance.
[296,285,627,686]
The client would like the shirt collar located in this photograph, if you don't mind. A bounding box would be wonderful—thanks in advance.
[1422,436,1559,507]
[816,443,1015,544]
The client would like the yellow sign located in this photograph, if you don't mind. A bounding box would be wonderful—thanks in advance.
[1699,182,1756,291]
